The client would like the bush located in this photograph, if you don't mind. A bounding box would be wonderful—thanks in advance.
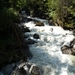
[0,8,19,22]
[0,8,19,37]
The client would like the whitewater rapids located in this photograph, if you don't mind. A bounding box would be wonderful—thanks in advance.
[0,17,75,75]
[24,20,75,75]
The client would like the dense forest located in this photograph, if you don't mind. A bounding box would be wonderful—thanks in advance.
[0,0,75,68]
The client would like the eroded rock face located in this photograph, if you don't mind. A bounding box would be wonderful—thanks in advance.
[35,22,44,26]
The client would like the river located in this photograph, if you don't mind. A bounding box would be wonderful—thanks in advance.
[0,16,75,75]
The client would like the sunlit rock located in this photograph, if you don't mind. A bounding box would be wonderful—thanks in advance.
[35,22,44,26]
[61,45,72,54]
[71,45,75,55]
[61,44,75,55]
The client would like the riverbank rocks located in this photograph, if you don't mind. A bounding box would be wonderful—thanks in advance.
[61,39,75,55]
[70,39,75,48]
[71,47,75,55]
[61,45,72,54]
[25,38,37,44]
[20,26,30,33]
[33,33,40,39]
[30,65,43,75]
[73,30,75,36]
[12,67,27,75]
[35,22,44,26]
[11,63,43,75]
[0,38,32,69]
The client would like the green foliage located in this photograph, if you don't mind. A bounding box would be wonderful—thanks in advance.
[64,5,75,16]
[16,0,26,9]
[1,8,18,19]
[62,0,75,28]
[0,0,28,67]
[0,8,19,37]
[9,0,26,10]
[47,0,60,21]
[24,0,48,17]
[47,0,75,28]
[0,0,26,11]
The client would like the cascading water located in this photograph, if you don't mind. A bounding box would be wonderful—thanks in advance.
[0,16,75,75]
[24,18,75,75]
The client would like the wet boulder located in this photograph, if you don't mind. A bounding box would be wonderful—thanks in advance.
[73,30,75,36]
[33,33,40,39]
[25,38,37,44]
[12,63,43,75]
[50,28,53,32]
[19,67,26,75]
[24,27,30,32]
[35,22,44,26]
[26,18,33,22]
[70,39,75,48]
[71,45,75,55]
[61,45,75,55]
[61,45,69,50]
[30,65,43,75]
[12,67,26,75]
[21,27,30,33]
[62,48,72,54]
[61,45,72,54]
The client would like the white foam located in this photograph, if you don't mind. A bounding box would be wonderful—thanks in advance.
[24,18,75,75]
